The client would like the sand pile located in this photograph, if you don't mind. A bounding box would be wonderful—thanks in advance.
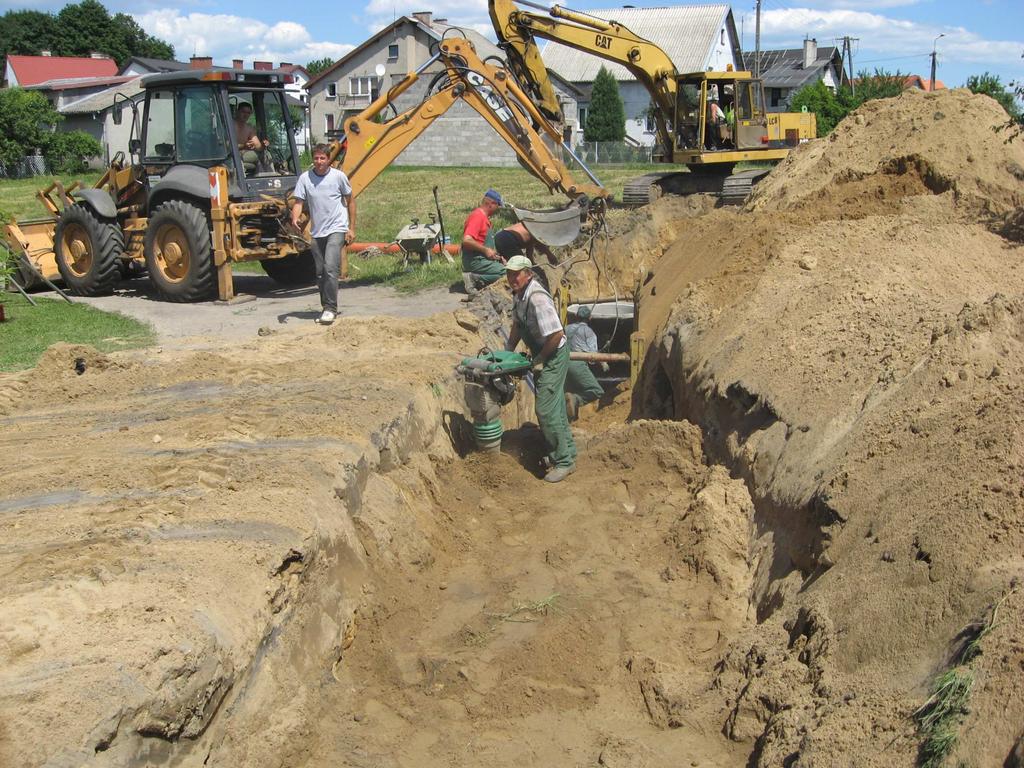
[750,88,1024,227]
[625,85,1024,766]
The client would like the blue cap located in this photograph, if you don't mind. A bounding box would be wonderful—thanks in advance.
[576,305,592,320]
[484,188,503,205]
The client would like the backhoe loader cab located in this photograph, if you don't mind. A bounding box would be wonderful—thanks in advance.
[137,69,300,197]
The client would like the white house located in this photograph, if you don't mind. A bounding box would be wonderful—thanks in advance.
[305,11,582,167]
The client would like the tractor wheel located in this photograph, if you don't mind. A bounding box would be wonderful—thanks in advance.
[144,200,215,302]
[54,204,124,296]
[260,251,317,286]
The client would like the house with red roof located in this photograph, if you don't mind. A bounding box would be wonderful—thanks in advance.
[3,54,117,88]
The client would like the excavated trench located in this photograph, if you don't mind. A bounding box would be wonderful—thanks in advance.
[227,342,836,766]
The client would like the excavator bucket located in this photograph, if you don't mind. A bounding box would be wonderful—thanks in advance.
[513,202,585,247]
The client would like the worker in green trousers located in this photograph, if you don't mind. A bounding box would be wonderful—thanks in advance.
[504,255,576,482]
[564,305,605,420]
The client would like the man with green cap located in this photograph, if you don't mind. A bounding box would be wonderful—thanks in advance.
[504,255,576,482]
[563,305,605,421]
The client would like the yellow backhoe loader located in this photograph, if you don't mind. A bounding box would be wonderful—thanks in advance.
[489,0,817,204]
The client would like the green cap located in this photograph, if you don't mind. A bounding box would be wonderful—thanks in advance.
[504,255,533,271]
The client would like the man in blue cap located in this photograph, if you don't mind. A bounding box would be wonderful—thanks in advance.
[461,189,505,287]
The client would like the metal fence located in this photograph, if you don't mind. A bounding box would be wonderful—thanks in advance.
[569,141,654,165]
[0,154,48,179]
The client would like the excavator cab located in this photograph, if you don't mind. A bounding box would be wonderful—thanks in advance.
[672,71,814,167]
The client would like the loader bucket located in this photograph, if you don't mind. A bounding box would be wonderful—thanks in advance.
[512,201,586,247]
[3,217,58,289]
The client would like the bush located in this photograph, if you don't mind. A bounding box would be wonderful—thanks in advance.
[44,130,102,173]
[790,69,908,136]
[0,88,100,173]
[965,72,1022,120]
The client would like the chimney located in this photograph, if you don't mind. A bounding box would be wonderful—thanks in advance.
[40,50,52,57]
[412,11,432,26]
[89,52,109,59]
[253,60,272,71]
[434,18,448,25]
[803,38,817,69]
[190,55,213,70]
[233,58,243,69]
[279,62,293,69]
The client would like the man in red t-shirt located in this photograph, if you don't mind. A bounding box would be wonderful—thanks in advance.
[461,188,505,286]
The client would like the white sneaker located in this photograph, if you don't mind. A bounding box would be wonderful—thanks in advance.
[316,310,336,325]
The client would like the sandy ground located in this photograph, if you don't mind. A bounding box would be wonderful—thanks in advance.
[2,87,1023,768]
[34,272,464,343]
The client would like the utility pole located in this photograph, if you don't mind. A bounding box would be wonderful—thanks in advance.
[930,33,945,91]
[840,36,858,95]
[754,0,761,80]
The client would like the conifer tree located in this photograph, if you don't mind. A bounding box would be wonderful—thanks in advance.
[584,65,626,141]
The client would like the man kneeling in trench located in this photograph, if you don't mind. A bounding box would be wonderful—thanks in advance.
[504,255,577,482]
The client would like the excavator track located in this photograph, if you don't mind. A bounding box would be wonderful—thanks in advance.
[621,168,772,207]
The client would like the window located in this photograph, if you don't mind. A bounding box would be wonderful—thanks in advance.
[143,89,175,160]
[769,88,782,108]
[578,106,588,130]
[177,86,230,164]
[326,83,337,99]
[645,113,656,132]
[388,44,399,61]
[349,76,373,96]
[326,113,335,134]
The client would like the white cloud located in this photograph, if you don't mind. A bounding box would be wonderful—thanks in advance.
[137,10,353,67]
[759,8,1024,80]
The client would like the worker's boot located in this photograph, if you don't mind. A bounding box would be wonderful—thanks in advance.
[544,464,576,483]
[565,392,579,422]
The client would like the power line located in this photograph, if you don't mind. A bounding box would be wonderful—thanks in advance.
[856,53,931,65]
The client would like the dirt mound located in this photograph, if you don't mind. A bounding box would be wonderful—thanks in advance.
[626,86,1024,766]
[750,88,1024,228]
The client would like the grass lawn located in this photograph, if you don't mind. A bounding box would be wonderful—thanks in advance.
[1,162,662,295]
[0,293,155,372]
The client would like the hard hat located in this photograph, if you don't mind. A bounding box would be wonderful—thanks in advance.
[504,255,532,271]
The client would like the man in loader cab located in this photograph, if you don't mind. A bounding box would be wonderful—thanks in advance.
[234,102,268,174]
[505,255,576,483]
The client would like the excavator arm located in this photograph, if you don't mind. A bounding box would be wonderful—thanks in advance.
[490,0,678,156]
[323,37,606,205]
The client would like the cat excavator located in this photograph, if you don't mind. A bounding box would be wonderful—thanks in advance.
[489,0,817,205]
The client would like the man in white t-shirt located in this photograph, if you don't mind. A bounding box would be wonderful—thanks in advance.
[505,255,576,482]
[290,143,356,325]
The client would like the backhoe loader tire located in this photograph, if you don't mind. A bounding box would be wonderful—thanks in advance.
[260,250,316,286]
[54,204,124,296]
[144,200,215,302]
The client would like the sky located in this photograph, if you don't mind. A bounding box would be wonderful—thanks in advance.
[4,0,1023,91]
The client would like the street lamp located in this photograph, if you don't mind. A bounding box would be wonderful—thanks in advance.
[930,33,945,92]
